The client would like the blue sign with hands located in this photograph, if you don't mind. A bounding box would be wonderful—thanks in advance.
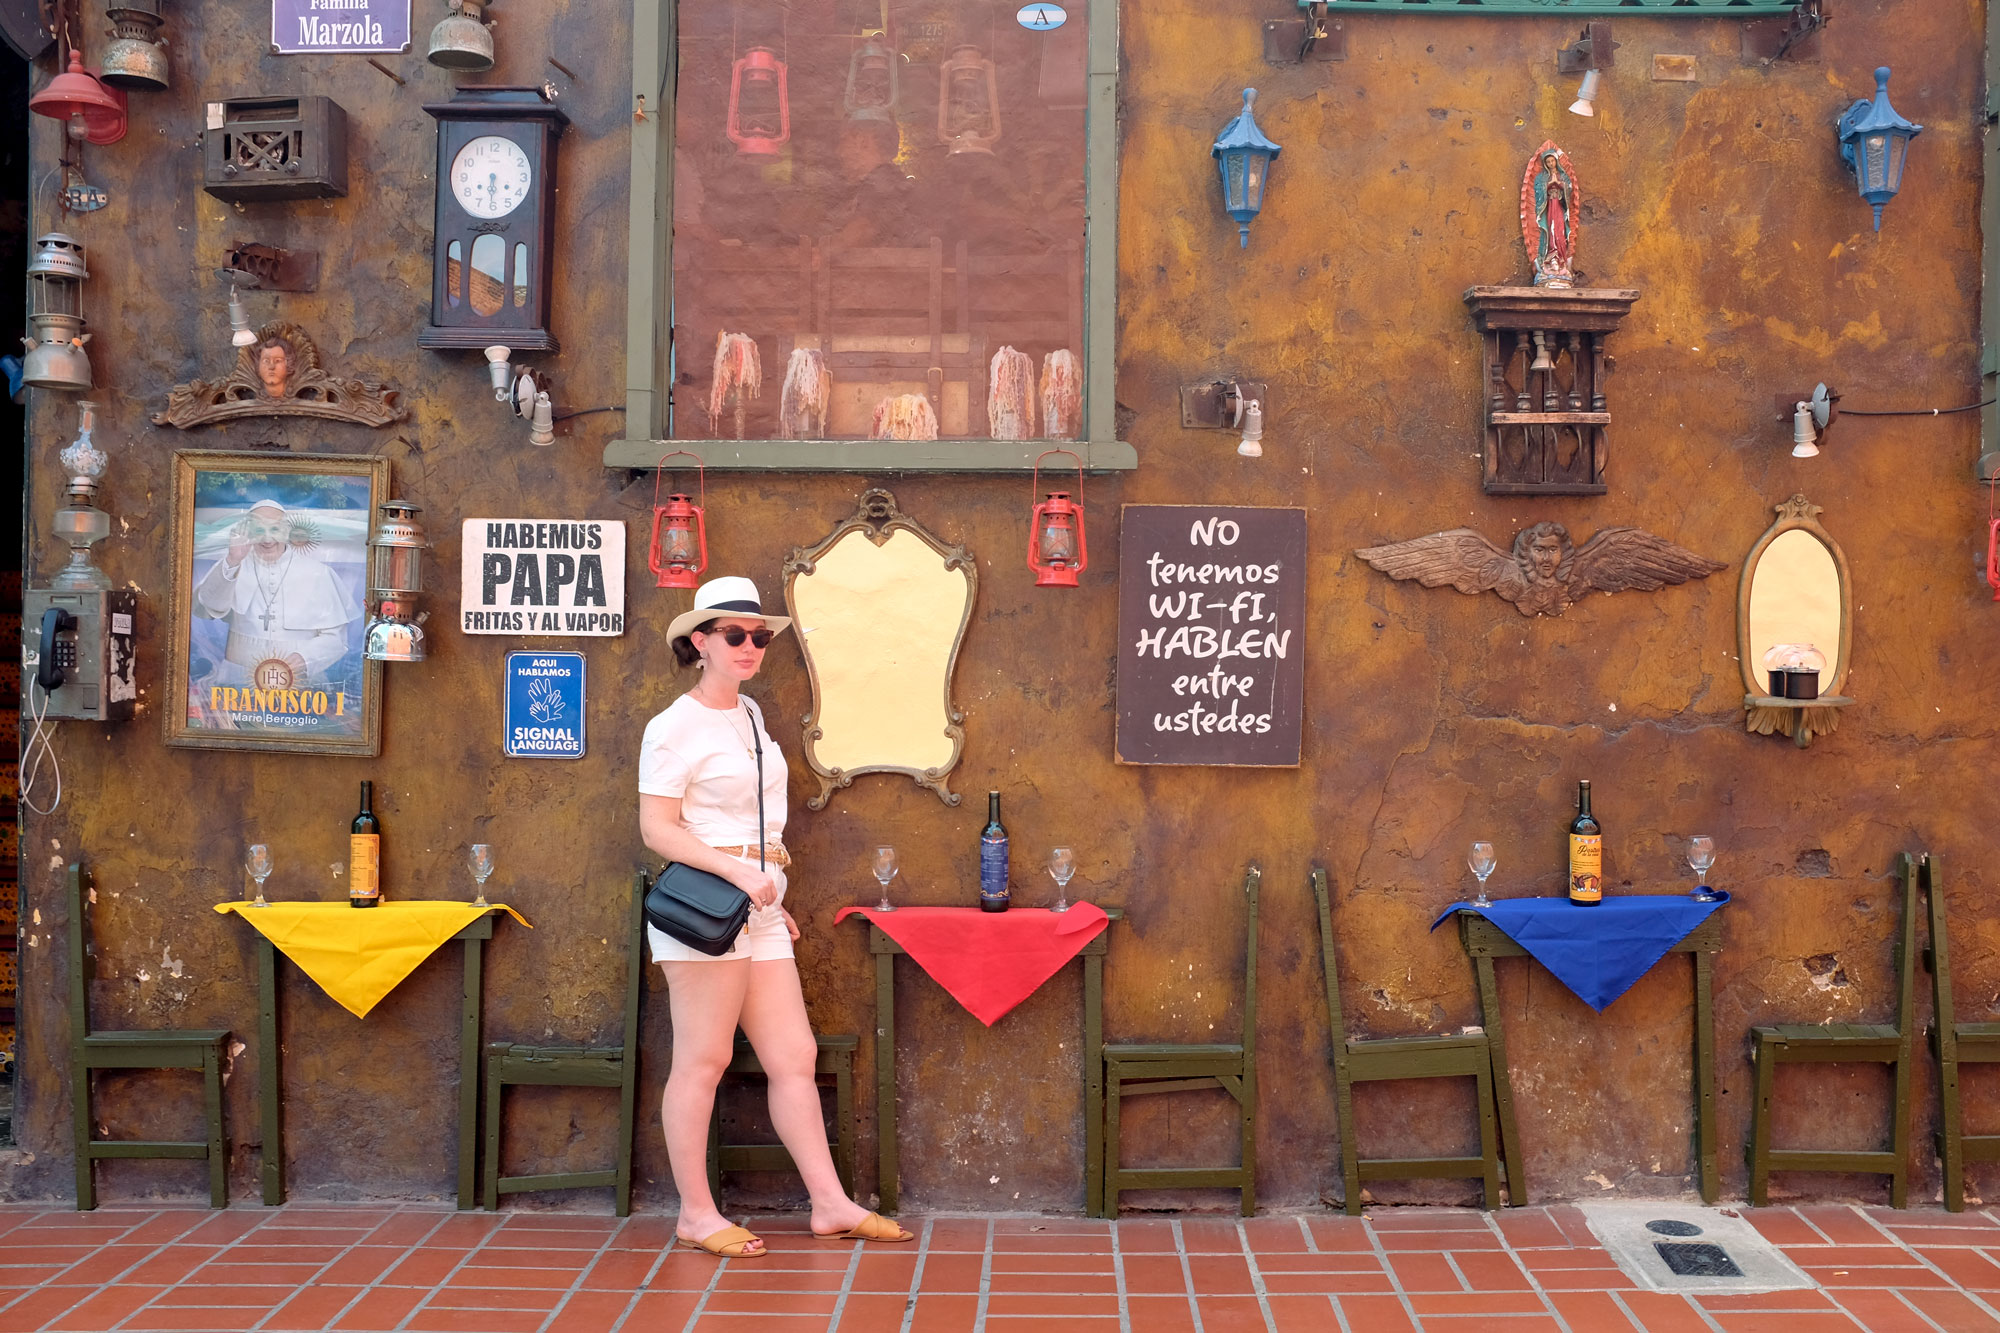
[505,652,586,758]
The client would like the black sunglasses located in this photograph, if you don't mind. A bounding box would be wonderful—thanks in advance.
[702,625,775,648]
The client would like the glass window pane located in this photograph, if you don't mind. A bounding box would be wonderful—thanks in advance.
[514,242,530,308]
[469,234,505,317]
[670,0,1087,442]
[446,240,463,308]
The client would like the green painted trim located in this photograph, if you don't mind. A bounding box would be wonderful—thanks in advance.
[618,0,1126,473]
[602,436,1137,472]
[1984,0,2000,477]
[1302,0,1801,12]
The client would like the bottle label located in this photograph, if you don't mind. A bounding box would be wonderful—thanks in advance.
[350,834,380,902]
[979,834,1010,906]
[1568,834,1602,902]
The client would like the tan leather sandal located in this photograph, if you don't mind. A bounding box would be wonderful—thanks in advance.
[677,1224,768,1258]
[812,1211,914,1243]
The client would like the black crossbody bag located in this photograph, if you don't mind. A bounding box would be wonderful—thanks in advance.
[644,699,765,956]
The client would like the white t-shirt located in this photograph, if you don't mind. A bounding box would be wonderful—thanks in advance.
[637,693,787,846]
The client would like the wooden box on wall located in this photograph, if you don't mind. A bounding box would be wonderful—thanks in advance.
[202,96,349,202]
[1464,285,1638,496]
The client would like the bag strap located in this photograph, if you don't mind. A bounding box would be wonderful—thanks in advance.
[744,700,765,871]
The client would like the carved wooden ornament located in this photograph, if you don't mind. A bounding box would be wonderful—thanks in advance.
[154,321,407,430]
[1356,521,1724,618]
[782,489,976,809]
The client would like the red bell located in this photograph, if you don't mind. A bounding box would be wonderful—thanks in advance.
[727,47,791,157]
[650,451,709,590]
[1028,449,1088,588]
[30,51,128,146]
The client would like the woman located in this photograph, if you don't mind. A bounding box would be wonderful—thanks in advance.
[640,576,912,1258]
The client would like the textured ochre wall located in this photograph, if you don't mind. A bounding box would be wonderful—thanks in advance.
[15,0,1997,1212]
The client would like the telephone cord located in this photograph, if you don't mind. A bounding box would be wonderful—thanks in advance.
[20,677,62,816]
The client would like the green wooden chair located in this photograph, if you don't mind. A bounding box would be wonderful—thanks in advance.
[480,870,645,1215]
[1748,851,1919,1208]
[1310,868,1504,1214]
[1103,864,1260,1217]
[704,1034,858,1201]
[67,863,229,1210]
[1921,854,2000,1212]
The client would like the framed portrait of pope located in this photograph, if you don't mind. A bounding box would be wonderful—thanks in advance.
[166,450,389,755]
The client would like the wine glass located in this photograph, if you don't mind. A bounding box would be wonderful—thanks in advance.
[1048,847,1076,913]
[871,846,898,913]
[245,844,272,908]
[1467,841,1497,909]
[1687,835,1717,903]
[469,844,495,909]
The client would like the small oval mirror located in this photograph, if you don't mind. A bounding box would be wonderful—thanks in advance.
[1748,528,1842,687]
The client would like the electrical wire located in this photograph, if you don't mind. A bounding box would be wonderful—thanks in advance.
[20,677,62,816]
[1839,397,1997,417]
[551,405,626,422]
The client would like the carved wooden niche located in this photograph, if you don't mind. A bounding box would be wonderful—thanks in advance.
[1738,495,1853,749]
[782,489,976,810]
[1464,142,1638,495]
[155,321,406,430]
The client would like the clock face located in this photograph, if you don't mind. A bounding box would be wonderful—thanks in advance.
[451,135,533,219]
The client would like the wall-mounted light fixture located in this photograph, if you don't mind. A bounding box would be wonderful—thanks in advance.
[101,1,169,92]
[1837,67,1921,232]
[1568,69,1601,117]
[1212,88,1280,249]
[1028,449,1088,587]
[226,287,257,348]
[30,49,128,145]
[23,233,92,392]
[1557,23,1615,119]
[428,0,494,72]
[1790,383,1836,456]
[482,343,558,444]
[363,502,430,663]
[649,451,709,590]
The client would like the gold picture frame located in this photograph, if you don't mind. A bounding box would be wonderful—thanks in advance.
[165,449,389,756]
[1737,494,1854,749]
[781,489,977,809]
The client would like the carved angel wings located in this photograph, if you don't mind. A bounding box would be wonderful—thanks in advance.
[1355,525,1725,618]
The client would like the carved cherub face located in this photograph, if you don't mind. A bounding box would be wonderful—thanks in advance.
[1514,522,1573,582]
[255,342,291,397]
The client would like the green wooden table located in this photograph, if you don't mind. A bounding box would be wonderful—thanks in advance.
[854,908,1121,1217]
[247,913,501,1208]
[1455,912,1724,1204]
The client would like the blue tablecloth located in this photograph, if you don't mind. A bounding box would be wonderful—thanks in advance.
[1430,894,1729,1012]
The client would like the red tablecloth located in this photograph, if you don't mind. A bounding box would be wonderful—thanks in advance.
[834,904,1111,1026]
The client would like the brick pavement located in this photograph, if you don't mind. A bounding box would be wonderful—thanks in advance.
[0,1201,1992,1331]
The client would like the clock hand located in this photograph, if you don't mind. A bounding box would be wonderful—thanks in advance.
[487,171,498,208]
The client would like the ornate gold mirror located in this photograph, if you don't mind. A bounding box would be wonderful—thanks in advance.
[1738,495,1853,748]
[783,489,976,808]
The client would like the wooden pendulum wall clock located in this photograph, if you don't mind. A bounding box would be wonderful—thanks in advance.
[419,86,569,352]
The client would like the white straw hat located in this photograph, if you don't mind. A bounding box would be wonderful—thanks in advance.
[665,575,792,643]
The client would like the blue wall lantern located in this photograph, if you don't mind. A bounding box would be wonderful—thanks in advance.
[1212,88,1281,248]
[1836,67,1922,232]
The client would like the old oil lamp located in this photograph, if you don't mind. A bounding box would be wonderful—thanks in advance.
[427,0,495,72]
[649,450,709,589]
[938,44,1001,155]
[101,1,169,92]
[1027,449,1088,587]
[844,35,898,125]
[1211,87,1280,249]
[29,50,128,145]
[24,233,93,393]
[52,400,112,591]
[728,47,791,157]
[364,501,430,663]
[1837,67,1922,232]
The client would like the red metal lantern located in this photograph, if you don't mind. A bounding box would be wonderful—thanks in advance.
[649,450,709,590]
[1028,449,1088,588]
[30,50,129,146]
[727,47,791,157]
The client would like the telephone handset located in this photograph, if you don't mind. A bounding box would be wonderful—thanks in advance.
[35,606,76,693]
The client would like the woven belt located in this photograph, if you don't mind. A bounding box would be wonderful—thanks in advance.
[715,843,791,868]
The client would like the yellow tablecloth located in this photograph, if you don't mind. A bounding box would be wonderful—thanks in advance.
[214,900,531,1019]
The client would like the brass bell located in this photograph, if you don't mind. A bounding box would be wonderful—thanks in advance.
[101,3,170,92]
[427,0,495,72]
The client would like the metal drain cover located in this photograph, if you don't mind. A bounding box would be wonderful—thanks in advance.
[1579,1204,1816,1294]
[1655,1241,1744,1277]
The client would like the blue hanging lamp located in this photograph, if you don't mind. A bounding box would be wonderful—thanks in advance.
[1212,88,1281,249]
[1836,67,1922,232]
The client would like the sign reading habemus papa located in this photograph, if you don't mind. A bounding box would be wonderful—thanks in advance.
[460,519,626,637]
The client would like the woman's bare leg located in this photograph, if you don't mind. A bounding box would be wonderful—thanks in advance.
[660,959,756,1248]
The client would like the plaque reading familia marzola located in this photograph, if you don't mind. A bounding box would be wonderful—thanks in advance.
[271,0,411,55]
[1115,505,1307,767]
[460,519,626,636]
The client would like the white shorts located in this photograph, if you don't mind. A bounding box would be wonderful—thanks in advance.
[647,857,793,964]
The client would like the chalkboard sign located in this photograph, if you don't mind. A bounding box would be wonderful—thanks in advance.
[1115,505,1308,767]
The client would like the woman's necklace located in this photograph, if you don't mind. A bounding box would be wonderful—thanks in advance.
[725,704,756,758]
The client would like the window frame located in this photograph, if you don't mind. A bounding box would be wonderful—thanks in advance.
[609,0,1135,473]
[1299,0,1803,11]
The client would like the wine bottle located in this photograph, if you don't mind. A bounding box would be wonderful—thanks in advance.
[350,781,382,909]
[978,790,1010,912]
[1567,779,1602,907]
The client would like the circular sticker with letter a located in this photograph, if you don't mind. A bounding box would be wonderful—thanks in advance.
[1016,3,1066,30]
